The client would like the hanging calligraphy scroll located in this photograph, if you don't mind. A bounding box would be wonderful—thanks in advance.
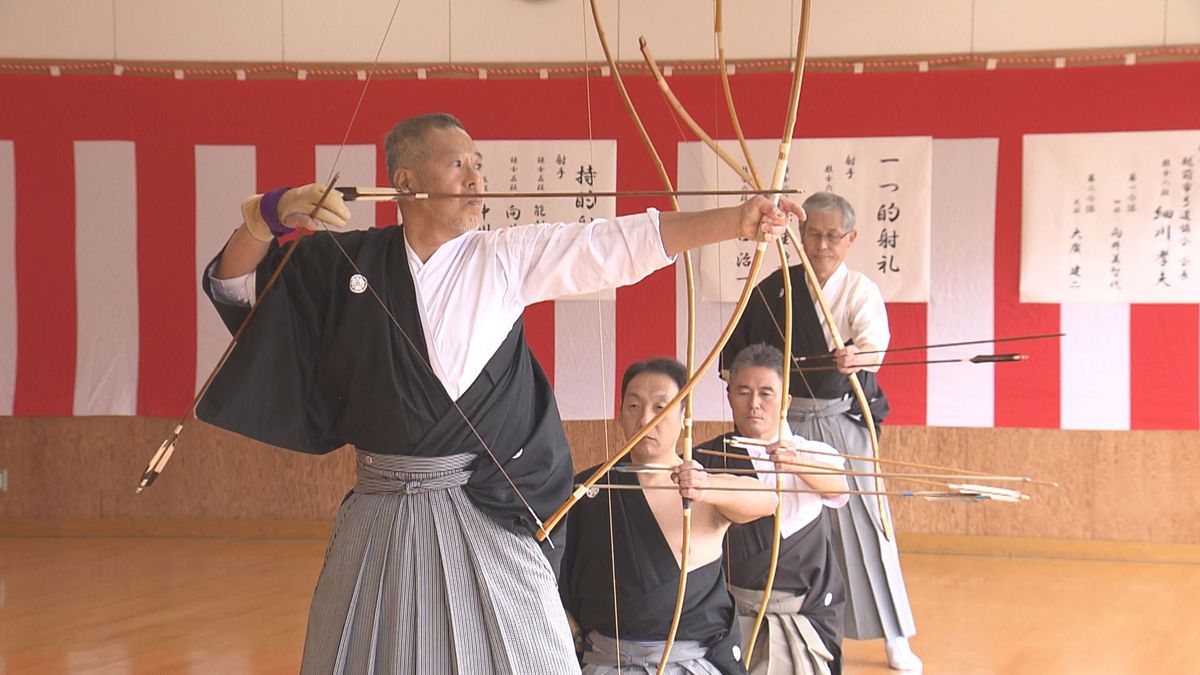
[477,139,618,301]
[677,136,932,303]
[1021,129,1200,302]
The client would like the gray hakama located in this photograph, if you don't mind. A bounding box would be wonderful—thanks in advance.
[300,451,579,674]
[199,227,588,672]
[787,397,916,642]
[729,587,834,675]
[582,632,723,674]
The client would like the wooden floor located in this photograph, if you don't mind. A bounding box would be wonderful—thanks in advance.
[1,537,1197,674]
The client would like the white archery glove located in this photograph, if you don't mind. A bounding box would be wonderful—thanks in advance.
[240,184,352,242]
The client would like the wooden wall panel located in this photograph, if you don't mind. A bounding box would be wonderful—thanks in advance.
[886,427,1098,541]
[1,417,1196,546]
[879,425,973,536]
[1093,430,1200,543]
[0,417,353,522]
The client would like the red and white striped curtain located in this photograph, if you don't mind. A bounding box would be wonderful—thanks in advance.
[2,64,1198,429]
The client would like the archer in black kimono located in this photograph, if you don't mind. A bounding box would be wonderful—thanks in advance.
[560,358,778,674]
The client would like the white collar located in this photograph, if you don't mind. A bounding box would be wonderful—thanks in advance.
[820,262,848,293]
[403,228,471,275]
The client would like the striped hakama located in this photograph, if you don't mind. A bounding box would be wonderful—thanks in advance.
[787,397,916,642]
[300,451,579,674]
[582,632,723,674]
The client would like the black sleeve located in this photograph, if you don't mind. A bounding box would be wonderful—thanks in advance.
[195,232,365,454]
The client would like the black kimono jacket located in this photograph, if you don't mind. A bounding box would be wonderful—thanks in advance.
[697,433,846,669]
[559,465,745,674]
[720,264,889,429]
[197,226,574,548]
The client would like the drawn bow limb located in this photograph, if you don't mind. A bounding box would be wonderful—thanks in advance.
[581,1,699,669]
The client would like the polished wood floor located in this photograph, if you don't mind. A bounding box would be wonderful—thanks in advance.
[1,537,1197,674]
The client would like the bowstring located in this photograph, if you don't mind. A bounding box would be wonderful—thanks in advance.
[137,0,410,491]
[320,0,403,187]
[652,19,825,657]
[307,0,545,531]
[581,0,622,665]
[650,44,824,412]
[310,228,548,530]
[706,0,737,593]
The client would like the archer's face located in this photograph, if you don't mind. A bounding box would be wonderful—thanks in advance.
[727,365,783,441]
[394,126,484,236]
[619,372,683,463]
[800,208,856,281]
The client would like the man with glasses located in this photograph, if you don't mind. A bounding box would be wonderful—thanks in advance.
[722,192,921,672]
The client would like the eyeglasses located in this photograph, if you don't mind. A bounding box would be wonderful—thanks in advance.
[800,228,852,245]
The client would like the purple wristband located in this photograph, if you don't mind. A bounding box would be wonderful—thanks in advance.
[259,187,294,238]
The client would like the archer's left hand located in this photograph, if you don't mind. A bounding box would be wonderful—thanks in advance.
[736,196,796,242]
[671,461,710,503]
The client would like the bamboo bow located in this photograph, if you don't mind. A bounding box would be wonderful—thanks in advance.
[638,0,905,665]
[571,0,814,668]
[677,0,813,664]
[135,0,554,538]
[581,1,697,668]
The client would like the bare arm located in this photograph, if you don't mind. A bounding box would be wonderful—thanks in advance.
[673,463,778,524]
[794,465,847,498]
